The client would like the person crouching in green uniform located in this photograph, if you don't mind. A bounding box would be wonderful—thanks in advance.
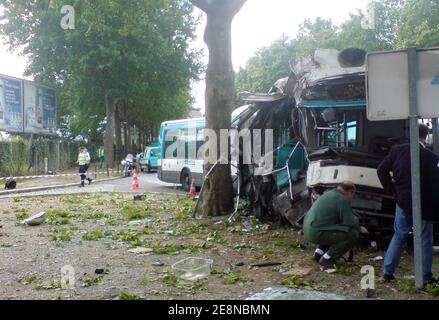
[303,181,367,269]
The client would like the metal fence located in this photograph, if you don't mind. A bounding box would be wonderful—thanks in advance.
[0,136,80,177]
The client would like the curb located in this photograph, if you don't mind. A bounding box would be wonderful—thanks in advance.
[0,176,122,197]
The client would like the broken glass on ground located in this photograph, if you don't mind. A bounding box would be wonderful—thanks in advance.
[246,286,357,300]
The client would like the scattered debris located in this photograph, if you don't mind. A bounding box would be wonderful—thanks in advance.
[133,195,147,201]
[235,262,245,267]
[80,276,101,287]
[128,247,153,254]
[160,274,206,291]
[280,276,314,289]
[21,212,46,226]
[370,256,384,262]
[34,280,62,291]
[127,218,153,226]
[172,257,213,281]
[325,269,337,274]
[247,286,357,300]
[152,261,165,267]
[241,221,253,232]
[82,230,103,241]
[5,180,17,190]
[250,262,282,268]
[221,270,246,285]
[119,291,143,300]
[94,269,109,275]
[282,267,312,277]
[365,288,375,299]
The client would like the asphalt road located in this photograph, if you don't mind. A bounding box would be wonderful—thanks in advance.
[0,171,185,198]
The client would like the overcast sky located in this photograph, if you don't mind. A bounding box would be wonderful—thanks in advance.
[0,0,370,111]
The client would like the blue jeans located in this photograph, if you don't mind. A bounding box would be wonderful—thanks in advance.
[383,205,434,282]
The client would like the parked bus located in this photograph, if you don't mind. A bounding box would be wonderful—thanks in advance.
[157,106,254,190]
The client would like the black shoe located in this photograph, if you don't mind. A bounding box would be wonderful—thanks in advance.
[87,178,93,185]
[424,277,439,286]
[318,256,337,269]
[313,252,323,263]
[383,274,395,282]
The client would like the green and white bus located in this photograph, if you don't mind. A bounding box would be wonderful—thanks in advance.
[157,117,205,190]
[157,105,256,190]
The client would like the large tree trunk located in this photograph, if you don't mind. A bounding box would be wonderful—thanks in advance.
[123,122,128,155]
[191,0,247,217]
[126,124,132,154]
[115,102,122,163]
[138,129,143,151]
[104,94,116,169]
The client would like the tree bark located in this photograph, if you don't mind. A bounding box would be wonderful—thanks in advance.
[138,126,143,151]
[114,102,122,163]
[104,94,115,169]
[191,0,247,217]
[126,124,132,154]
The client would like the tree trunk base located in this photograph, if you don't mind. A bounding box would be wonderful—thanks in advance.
[198,164,234,217]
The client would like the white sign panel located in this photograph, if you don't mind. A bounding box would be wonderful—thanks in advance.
[367,48,439,121]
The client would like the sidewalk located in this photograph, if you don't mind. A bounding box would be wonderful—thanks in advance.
[0,167,122,196]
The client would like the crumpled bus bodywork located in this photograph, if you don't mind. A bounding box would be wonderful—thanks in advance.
[238,48,408,234]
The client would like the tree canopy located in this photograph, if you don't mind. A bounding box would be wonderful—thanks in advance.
[0,0,202,162]
[236,0,438,96]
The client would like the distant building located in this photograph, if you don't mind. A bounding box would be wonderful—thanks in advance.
[189,107,203,118]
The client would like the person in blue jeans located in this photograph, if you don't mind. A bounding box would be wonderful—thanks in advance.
[383,205,433,282]
[377,124,439,285]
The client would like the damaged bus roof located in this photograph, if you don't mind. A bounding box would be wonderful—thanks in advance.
[298,72,366,109]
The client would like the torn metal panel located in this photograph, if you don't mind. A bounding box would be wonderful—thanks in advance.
[306,161,383,189]
[289,48,367,100]
[239,92,286,103]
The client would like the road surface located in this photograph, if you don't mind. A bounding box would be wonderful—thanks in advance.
[0,172,185,198]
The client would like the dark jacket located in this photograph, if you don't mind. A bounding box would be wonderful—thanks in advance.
[303,189,360,241]
[377,143,439,222]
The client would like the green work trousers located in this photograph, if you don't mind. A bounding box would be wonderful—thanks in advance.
[310,229,359,260]
[99,156,105,169]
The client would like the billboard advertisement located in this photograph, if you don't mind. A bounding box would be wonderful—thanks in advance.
[23,81,57,135]
[0,75,24,132]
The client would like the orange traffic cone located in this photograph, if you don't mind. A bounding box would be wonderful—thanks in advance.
[189,179,197,196]
[131,169,140,190]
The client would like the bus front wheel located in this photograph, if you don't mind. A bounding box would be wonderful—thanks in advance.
[180,169,191,192]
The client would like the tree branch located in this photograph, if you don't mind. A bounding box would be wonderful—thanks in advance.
[189,0,210,13]
[190,0,247,17]
[225,0,247,17]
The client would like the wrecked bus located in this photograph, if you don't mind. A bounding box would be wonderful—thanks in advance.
[237,48,409,236]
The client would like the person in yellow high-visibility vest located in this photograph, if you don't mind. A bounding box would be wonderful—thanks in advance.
[76,147,88,187]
